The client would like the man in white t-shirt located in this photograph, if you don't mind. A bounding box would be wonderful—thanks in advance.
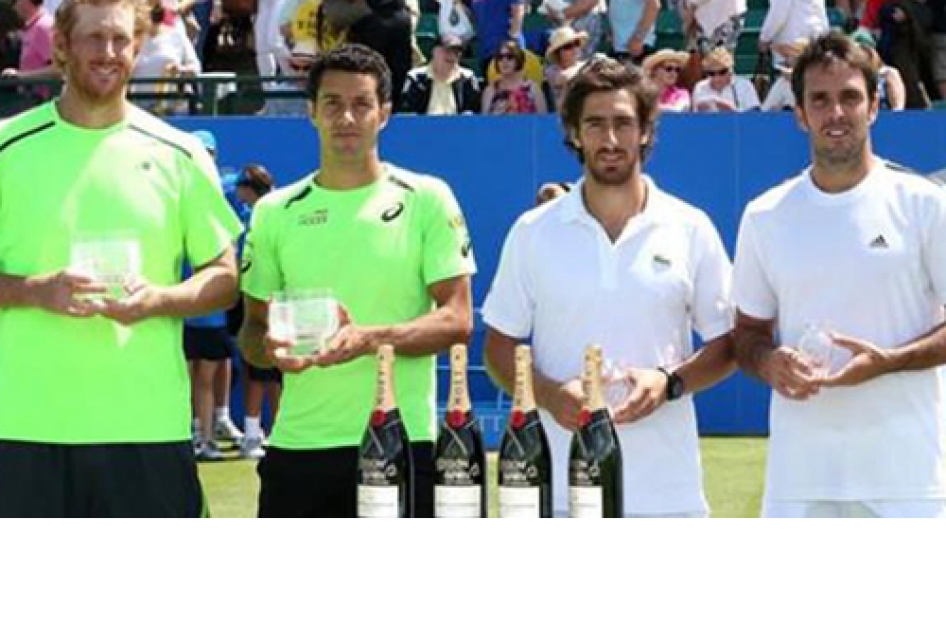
[482,57,736,517]
[732,32,946,518]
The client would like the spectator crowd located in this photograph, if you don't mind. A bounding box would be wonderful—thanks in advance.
[2,0,944,114]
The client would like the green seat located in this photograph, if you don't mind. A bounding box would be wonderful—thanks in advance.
[827,7,846,28]
[734,53,758,75]
[523,11,551,35]
[416,12,439,59]
[746,0,769,10]
[742,8,767,32]
[656,8,683,36]
[737,31,760,55]
[655,33,687,51]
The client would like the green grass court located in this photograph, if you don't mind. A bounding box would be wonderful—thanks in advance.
[199,437,767,518]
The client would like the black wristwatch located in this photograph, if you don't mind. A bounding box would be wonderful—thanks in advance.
[657,367,685,401]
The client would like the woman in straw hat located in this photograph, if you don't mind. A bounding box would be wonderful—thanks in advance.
[643,48,692,111]
[543,26,588,111]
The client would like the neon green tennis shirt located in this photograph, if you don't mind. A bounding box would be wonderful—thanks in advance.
[0,101,243,444]
[242,165,476,449]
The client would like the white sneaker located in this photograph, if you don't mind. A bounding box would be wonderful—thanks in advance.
[214,417,244,442]
[239,436,266,460]
[195,440,226,462]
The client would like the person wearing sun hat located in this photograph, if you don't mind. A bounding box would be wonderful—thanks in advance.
[543,25,588,111]
[643,48,691,111]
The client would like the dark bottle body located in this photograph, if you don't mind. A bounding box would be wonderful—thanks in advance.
[569,408,623,518]
[434,410,488,518]
[358,409,414,518]
[498,409,553,518]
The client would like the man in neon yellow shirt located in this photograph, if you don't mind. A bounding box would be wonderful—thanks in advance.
[0,0,242,516]
[240,44,476,517]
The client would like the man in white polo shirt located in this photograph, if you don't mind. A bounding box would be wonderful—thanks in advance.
[482,57,735,517]
[732,32,946,518]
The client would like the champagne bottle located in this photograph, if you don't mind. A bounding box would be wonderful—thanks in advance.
[498,345,553,518]
[569,345,623,518]
[357,344,413,518]
[434,344,488,518]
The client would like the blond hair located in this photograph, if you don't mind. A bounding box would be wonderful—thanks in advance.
[54,0,150,66]
[702,47,733,71]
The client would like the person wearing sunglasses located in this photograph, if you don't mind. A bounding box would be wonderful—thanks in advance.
[543,26,588,112]
[482,39,548,114]
[692,46,760,112]
[643,48,691,111]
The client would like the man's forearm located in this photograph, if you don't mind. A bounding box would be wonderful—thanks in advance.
[733,326,775,382]
[365,304,472,357]
[484,331,562,410]
[885,322,946,373]
[238,317,273,369]
[0,273,34,309]
[674,334,736,395]
[633,0,660,40]
[152,253,238,319]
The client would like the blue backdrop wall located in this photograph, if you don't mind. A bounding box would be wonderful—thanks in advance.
[171,112,946,438]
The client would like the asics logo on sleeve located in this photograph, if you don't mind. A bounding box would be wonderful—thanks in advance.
[381,203,405,222]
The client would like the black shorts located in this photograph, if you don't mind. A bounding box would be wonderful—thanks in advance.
[257,442,434,518]
[0,440,205,517]
[245,362,282,384]
[184,325,233,362]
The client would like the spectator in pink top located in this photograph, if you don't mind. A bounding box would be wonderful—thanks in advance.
[643,48,692,111]
[2,0,54,78]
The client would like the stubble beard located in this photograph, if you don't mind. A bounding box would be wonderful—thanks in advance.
[65,62,129,108]
[585,151,636,187]
[813,133,868,175]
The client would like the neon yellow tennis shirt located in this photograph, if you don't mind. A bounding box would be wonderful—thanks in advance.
[242,165,476,449]
[0,101,243,444]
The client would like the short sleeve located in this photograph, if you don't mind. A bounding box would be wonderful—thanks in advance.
[420,179,477,285]
[920,185,946,305]
[240,197,283,301]
[740,79,762,111]
[689,214,734,341]
[731,209,778,320]
[180,147,243,268]
[481,218,534,339]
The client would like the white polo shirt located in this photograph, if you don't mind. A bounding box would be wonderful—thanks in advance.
[732,159,946,502]
[482,178,733,515]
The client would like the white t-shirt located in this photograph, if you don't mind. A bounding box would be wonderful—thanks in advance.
[482,178,733,515]
[761,75,795,111]
[759,0,829,53]
[732,159,946,502]
[133,28,201,80]
[692,76,761,112]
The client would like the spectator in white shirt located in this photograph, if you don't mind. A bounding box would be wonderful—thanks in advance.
[683,0,746,55]
[758,0,828,67]
[692,46,760,111]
